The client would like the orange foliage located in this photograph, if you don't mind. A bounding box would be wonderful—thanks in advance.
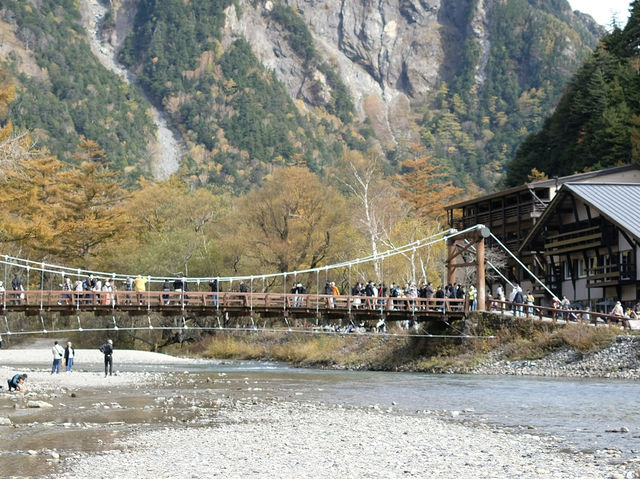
[396,144,462,224]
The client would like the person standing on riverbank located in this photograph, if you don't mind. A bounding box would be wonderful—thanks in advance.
[100,339,114,377]
[51,341,64,374]
[64,341,75,372]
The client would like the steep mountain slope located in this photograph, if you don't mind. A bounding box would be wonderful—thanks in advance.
[0,0,603,191]
[80,0,183,179]
[505,1,640,186]
[0,0,156,180]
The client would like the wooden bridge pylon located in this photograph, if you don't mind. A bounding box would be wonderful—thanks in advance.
[446,225,490,311]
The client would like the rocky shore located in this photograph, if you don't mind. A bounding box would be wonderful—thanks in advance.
[463,335,640,379]
[60,399,635,479]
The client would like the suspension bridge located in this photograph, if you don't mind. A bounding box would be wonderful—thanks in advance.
[0,225,551,338]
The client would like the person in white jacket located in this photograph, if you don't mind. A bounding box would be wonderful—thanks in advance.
[51,340,64,374]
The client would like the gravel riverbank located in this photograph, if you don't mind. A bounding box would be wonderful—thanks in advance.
[463,335,640,379]
[60,399,636,479]
[1,348,638,478]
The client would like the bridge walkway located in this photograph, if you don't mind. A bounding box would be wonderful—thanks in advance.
[0,290,468,322]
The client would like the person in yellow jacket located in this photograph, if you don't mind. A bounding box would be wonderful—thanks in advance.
[133,275,147,304]
[468,285,477,311]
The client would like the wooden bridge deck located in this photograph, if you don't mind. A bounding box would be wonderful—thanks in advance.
[0,290,468,321]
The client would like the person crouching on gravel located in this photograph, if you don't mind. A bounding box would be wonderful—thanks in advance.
[7,373,27,392]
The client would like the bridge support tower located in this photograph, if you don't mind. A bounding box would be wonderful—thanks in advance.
[446,226,490,311]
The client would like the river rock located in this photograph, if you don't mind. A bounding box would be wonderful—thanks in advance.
[0,416,11,425]
[27,400,54,408]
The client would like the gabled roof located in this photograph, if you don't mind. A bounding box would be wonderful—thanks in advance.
[446,164,640,210]
[518,183,640,253]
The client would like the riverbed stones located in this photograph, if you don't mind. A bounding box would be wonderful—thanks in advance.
[57,399,633,479]
[465,335,640,379]
[27,400,53,408]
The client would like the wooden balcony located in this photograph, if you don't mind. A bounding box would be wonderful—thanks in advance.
[452,201,545,231]
[543,226,602,255]
[586,264,636,288]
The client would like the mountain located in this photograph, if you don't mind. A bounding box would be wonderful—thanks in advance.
[505,1,640,186]
[0,0,604,191]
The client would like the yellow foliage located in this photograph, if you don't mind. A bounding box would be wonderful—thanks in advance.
[527,168,548,182]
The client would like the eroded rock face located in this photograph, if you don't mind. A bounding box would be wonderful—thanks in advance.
[294,0,442,95]
[220,0,596,146]
[223,0,445,145]
[108,0,599,148]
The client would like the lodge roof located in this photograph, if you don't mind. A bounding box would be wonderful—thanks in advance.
[518,182,640,253]
[446,164,640,210]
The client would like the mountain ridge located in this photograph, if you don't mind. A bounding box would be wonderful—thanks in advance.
[0,0,604,191]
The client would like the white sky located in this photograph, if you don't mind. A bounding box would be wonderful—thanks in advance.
[568,0,632,28]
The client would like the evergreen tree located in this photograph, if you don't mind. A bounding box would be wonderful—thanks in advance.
[505,5,640,186]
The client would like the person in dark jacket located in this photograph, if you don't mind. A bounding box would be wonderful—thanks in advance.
[435,285,446,311]
[11,275,22,291]
[100,339,114,377]
[513,288,524,316]
[64,341,75,372]
[364,281,375,297]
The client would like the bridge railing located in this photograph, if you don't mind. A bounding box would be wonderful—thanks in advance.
[0,290,469,315]
[490,299,631,327]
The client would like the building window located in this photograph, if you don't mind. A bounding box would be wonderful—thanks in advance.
[583,257,596,277]
[598,254,611,274]
[620,250,633,280]
[577,259,586,278]
[563,260,577,280]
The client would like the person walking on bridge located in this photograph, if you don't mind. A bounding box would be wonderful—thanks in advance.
[11,275,22,291]
[133,275,147,304]
[11,275,23,304]
[100,339,114,377]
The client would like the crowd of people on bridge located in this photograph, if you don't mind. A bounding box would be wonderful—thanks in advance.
[10,269,639,326]
[3,271,485,312]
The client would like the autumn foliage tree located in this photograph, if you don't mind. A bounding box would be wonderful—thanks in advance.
[236,166,351,278]
[396,144,462,224]
[56,139,131,262]
[100,177,231,277]
[0,72,68,258]
[0,145,68,257]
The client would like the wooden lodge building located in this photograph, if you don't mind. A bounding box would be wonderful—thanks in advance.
[446,165,640,309]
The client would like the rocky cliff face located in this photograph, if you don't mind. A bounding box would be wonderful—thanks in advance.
[223,0,445,145]
[220,0,600,146]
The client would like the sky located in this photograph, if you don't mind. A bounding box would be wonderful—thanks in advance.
[568,0,632,28]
